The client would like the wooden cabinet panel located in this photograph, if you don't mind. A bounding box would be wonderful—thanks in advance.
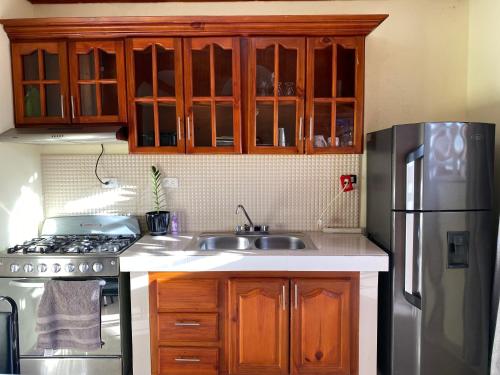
[247,37,306,154]
[184,37,242,154]
[159,347,219,375]
[305,37,364,154]
[68,40,127,123]
[127,38,185,153]
[228,278,289,375]
[156,278,218,312]
[11,41,69,124]
[158,313,219,342]
[291,278,357,375]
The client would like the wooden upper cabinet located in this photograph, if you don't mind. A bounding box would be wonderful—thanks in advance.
[184,37,241,154]
[11,42,69,124]
[248,37,306,154]
[68,40,127,124]
[126,38,185,153]
[291,279,356,375]
[228,278,289,375]
[305,37,364,154]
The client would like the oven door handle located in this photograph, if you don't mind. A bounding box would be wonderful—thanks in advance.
[9,280,47,288]
[9,279,106,288]
[0,296,20,374]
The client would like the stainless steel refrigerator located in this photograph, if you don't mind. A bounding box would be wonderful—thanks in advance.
[367,122,495,375]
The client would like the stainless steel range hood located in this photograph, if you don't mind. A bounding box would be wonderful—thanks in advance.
[0,126,128,144]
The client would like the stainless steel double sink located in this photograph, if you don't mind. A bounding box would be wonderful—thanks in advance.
[187,232,317,251]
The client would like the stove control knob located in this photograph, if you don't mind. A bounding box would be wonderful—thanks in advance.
[37,264,47,273]
[24,264,34,273]
[10,264,20,273]
[79,263,89,273]
[52,263,61,273]
[65,263,75,273]
[92,262,103,273]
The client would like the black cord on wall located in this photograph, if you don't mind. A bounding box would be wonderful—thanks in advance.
[95,144,109,186]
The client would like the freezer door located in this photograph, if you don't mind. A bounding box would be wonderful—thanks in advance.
[419,210,492,375]
[392,124,424,210]
[393,122,494,211]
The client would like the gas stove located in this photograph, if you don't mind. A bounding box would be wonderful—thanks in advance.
[0,215,141,277]
[7,234,137,255]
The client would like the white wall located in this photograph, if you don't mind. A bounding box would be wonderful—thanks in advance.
[34,0,470,228]
[467,0,500,215]
[0,1,43,249]
[34,0,471,133]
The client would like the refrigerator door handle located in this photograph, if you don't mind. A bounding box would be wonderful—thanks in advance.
[406,144,425,211]
[404,212,422,309]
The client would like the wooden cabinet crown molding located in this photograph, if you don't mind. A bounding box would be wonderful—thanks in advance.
[0,15,388,40]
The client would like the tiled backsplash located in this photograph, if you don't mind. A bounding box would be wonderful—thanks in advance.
[41,154,361,232]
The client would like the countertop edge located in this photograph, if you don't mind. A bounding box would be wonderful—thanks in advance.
[120,255,389,272]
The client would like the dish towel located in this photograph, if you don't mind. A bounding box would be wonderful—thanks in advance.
[36,280,102,351]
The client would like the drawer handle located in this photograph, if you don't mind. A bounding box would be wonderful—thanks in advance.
[174,321,201,327]
[175,357,201,362]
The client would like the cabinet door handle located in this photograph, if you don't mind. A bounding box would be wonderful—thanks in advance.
[187,116,191,141]
[309,117,313,141]
[174,321,200,327]
[60,95,65,119]
[174,358,201,363]
[294,283,298,309]
[177,117,182,140]
[282,284,286,310]
[299,117,303,141]
[70,96,75,119]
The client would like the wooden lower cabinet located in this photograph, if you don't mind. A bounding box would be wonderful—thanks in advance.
[291,279,358,375]
[149,272,359,375]
[228,279,289,375]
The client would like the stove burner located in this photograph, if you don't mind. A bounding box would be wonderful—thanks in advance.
[7,234,137,255]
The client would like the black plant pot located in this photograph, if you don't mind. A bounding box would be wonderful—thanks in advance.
[145,211,170,236]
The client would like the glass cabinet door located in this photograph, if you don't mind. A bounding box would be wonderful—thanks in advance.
[305,37,364,154]
[126,38,185,153]
[11,42,69,124]
[248,37,305,154]
[69,41,127,123]
[184,37,241,153]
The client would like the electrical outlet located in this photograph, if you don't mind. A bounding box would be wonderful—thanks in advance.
[102,178,119,189]
[163,177,179,188]
[340,174,356,192]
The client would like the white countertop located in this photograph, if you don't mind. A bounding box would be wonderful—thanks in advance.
[120,232,388,272]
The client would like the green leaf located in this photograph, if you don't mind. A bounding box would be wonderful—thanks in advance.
[150,165,167,213]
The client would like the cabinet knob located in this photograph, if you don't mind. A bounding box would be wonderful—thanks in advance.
[174,321,201,327]
[309,117,314,141]
[282,284,286,310]
[177,117,182,140]
[60,95,65,119]
[299,117,303,141]
[70,96,76,119]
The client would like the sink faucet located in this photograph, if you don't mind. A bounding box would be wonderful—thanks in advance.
[235,204,254,228]
[235,205,269,234]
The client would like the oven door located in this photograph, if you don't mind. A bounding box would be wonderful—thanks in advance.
[0,277,123,373]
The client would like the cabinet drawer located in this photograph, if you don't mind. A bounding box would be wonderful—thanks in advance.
[159,313,219,342]
[157,279,218,311]
[159,347,219,375]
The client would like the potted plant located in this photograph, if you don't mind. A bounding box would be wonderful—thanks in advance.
[145,166,170,236]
